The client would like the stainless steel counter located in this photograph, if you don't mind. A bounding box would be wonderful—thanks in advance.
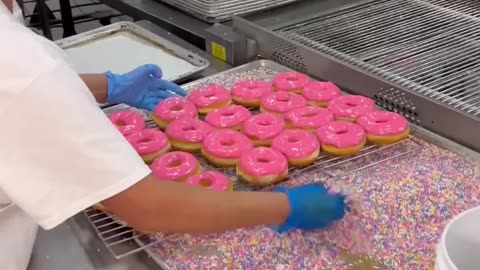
[27,20,230,270]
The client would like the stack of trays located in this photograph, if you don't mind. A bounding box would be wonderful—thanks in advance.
[158,0,303,22]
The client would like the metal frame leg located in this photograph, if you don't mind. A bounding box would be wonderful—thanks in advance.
[58,0,76,37]
[36,0,52,39]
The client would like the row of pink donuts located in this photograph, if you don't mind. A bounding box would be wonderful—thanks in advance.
[107,110,233,192]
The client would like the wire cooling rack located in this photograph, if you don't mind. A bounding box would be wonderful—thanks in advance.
[85,103,420,259]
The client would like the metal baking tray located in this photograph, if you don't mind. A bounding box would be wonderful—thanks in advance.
[156,0,303,22]
[88,60,429,262]
[55,21,209,82]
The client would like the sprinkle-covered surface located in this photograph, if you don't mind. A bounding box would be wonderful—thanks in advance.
[125,62,480,269]
[148,139,480,270]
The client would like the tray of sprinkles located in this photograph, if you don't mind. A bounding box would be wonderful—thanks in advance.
[101,60,480,269]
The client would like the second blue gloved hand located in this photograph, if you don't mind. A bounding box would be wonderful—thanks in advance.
[105,64,187,111]
[275,183,346,233]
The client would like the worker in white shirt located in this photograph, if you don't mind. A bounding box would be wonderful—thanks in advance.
[0,1,346,269]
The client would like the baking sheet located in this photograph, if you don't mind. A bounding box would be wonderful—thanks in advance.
[56,22,209,82]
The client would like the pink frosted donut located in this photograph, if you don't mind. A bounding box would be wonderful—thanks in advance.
[205,105,251,131]
[316,121,366,156]
[187,84,232,114]
[271,129,320,167]
[302,81,342,107]
[285,106,334,131]
[108,110,145,136]
[151,97,197,129]
[272,71,310,93]
[260,92,307,116]
[201,129,254,167]
[150,151,200,182]
[231,80,273,108]
[237,147,288,186]
[186,171,232,192]
[356,111,410,144]
[165,118,213,152]
[243,113,285,146]
[328,95,375,122]
[126,129,171,163]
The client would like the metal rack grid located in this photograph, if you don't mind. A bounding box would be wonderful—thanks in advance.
[84,60,422,259]
[273,0,480,116]
[156,0,303,22]
[84,132,420,259]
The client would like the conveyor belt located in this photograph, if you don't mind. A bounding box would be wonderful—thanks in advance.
[274,0,480,116]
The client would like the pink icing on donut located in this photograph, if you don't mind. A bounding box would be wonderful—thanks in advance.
[285,106,334,130]
[356,111,409,135]
[202,129,253,158]
[231,80,273,101]
[205,105,251,129]
[302,81,341,104]
[328,95,375,120]
[165,118,213,143]
[271,129,319,159]
[108,110,145,136]
[243,113,285,140]
[272,71,310,92]
[185,171,230,192]
[150,151,199,181]
[260,92,307,114]
[126,129,169,155]
[187,84,231,108]
[153,97,197,122]
[316,121,366,148]
[238,147,288,177]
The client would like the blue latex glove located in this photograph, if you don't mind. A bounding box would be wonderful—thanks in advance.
[105,64,187,111]
[275,183,346,233]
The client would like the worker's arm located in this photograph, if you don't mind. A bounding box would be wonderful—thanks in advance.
[80,74,108,103]
[102,175,290,233]
[80,64,186,110]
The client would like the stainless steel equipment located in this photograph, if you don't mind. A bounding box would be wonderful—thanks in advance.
[155,0,304,22]
[234,0,480,152]
[56,22,209,82]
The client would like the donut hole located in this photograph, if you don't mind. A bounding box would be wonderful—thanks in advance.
[345,102,358,107]
[203,92,215,98]
[182,126,197,132]
[375,119,389,123]
[138,138,151,143]
[276,96,291,102]
[257,120,271,127]
[257,157,271,163]
[115,120,127,126]
[335,129,349,135]
[287,137,299,143]
[302,112,318,118]
[222,111,235,117]
[168,159,183,168]
[220,140,235,146]
[199,178,213,187]
[247,85,258,90]
[170,105,183,111]
[286,75,298,81]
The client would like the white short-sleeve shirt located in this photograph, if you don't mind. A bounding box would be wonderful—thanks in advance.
[0,3,150,269]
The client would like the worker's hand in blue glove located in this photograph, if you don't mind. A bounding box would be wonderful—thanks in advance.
[275,183,346,233]
[105,64,187,111]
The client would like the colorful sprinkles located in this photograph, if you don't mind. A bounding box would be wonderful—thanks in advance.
[143,66,480,269]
